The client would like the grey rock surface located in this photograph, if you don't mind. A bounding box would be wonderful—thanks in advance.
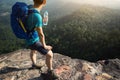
[0,49,119,80]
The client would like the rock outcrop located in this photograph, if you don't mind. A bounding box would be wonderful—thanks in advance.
[0,49,120,80]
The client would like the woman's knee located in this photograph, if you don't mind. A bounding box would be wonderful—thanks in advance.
[46,50,53,58]
[30,50,37,56]
[31,50,37,54]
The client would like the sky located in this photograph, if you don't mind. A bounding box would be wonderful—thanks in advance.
[64,0,120,9]
[27,0,120,9]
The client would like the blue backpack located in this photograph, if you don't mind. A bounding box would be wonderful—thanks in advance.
[11,2,39,40]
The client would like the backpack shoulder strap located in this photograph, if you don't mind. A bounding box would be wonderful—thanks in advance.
[26,9,40,33]
[28,5,40,14]
[18,19,27,32]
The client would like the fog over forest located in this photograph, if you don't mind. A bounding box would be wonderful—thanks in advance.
[54,0,120,9]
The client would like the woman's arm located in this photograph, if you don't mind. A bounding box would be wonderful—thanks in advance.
[35,27,52,50]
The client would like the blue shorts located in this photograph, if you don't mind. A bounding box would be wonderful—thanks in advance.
[29,41,48,55]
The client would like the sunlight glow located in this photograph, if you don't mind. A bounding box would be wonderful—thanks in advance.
[69,0,120,9]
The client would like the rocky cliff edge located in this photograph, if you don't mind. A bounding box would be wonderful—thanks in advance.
[0,49,120,80]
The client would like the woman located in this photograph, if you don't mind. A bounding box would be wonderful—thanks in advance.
[26,0,58,79]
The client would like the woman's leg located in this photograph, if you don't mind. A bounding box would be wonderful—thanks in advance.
[30,50,37,65]
[45,50,53,70]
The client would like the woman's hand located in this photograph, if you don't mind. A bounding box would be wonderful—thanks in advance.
[44,45,53,50]
[43,17,48,24]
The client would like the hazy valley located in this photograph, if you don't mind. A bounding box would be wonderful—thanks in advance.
[0,0,120,61]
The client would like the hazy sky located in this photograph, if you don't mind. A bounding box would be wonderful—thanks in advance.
[28,0,120,9]
[67,0,120,9]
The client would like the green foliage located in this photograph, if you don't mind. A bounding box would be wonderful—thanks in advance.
[0,24,25,54]
[0,3,120,61]
[45,6,120,61]
[0,0,32,54]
